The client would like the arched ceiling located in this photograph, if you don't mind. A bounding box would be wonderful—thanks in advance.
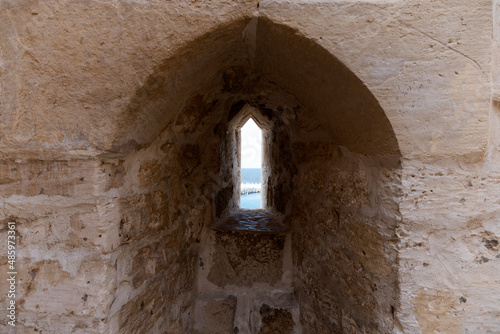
[112,17,400,157]
[110,19,253,153]
[255,18,399,157]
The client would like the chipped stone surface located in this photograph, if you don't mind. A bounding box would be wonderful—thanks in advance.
[0,0,499,333]
[292,145,401,333]
[194,295,238,334]
[207,230,286,288]
[259,304,295,334]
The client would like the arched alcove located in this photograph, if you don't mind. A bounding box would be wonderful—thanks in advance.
[108,18,402,334]
[110,18,399,158]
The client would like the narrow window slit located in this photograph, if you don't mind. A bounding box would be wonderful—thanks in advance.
[240,118,262,209]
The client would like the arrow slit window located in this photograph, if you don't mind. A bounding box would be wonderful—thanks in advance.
[240,118,263,209]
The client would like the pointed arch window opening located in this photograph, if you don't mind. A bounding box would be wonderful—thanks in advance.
[240,117,263,209]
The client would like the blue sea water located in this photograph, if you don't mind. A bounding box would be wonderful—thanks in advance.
[241,168,261,209]
[241,168,261,184]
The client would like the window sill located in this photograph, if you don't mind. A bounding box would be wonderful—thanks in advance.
[211,209,289,234]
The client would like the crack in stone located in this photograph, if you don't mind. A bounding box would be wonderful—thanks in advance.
[398,20,488,80]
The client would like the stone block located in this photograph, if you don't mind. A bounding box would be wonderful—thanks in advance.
[207,230,286,287]
[117,280,167,334]
[194,295,237,334]
[19,260,115,318]
[0,160,100,197]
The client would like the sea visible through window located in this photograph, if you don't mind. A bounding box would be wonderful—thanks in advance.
[240,118,262,209]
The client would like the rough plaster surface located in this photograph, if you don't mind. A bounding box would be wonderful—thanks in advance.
[0,0,499,333]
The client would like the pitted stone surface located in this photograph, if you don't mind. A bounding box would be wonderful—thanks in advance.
[0,1,499,333]
[208,230,286,287]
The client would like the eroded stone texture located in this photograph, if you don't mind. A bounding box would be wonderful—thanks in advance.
[398,160,500,333]
[259,304,295,334]
[0,160,101,197]
[208,231,286,288]
[117,280,167,334]
[0,0,498,333]
[195,295,238,334]
[291,142,401,333]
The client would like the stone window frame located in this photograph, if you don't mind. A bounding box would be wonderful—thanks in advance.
[228,104,273,211]
[211,103,289,233]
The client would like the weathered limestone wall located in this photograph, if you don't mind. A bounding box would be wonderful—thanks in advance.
[259,0,491,159]
[196,226,296,334]
[0,1,257,332]
[1,0,498,333]
[102,146,200,332]
[0,0,259,156]
[258,1,497,332]
[194,98,300,333]
[291,144,401,333]
[394,1,500,332]
[397,158,500,333]
[192,69,402,332]
[0,159,116,333]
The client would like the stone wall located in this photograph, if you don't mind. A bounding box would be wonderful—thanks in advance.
[1,0,499,333]
[103,75,243,332]
[291,144,401,333]
[0,159,115,333]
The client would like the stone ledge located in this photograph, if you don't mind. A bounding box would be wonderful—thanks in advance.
[211,210,289,233]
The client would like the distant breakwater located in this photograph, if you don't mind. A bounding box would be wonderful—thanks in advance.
[241,183,261,195]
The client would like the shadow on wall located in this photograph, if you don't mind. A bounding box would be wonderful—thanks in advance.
[111,17,400,158]
[255,18,400,157]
